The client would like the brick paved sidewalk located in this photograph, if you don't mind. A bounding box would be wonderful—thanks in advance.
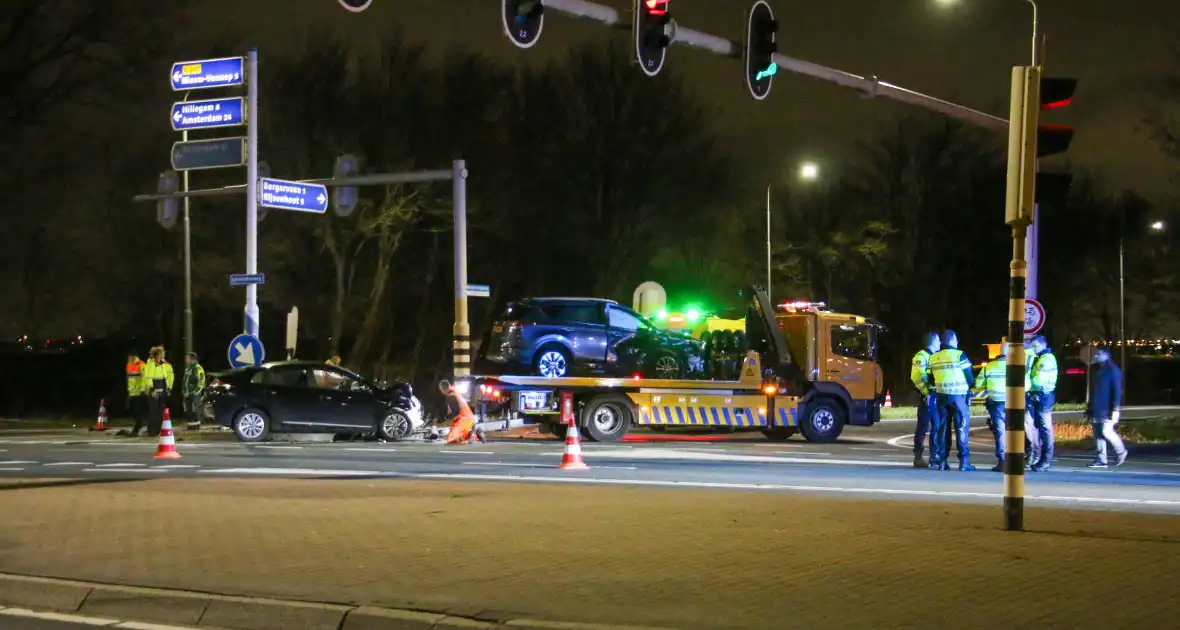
[0,478,1176,629]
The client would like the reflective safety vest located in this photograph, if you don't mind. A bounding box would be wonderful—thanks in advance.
[975,357,1006,402]
[183,362,206,397]
[143,360,175,395]
[930,348,971,395]
[1028,351,1058,393]
[125,359,147,396]
[910,349,933,395]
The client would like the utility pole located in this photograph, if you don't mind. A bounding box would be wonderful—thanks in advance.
[244,47,260,337]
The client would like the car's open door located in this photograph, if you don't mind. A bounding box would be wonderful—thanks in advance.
[743,285,806,393]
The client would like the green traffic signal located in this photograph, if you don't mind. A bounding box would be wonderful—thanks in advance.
[755,62,777,82]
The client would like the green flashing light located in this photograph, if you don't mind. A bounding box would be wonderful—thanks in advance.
[655,309,668,321]
[685,307,701,322]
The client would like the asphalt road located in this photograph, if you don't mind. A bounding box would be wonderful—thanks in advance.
[1,412,1178,514]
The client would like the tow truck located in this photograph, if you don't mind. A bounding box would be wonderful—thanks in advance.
[466,287,884,443]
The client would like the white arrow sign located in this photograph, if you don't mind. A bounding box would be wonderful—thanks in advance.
[234,340,256,366]
[316,193,326,205]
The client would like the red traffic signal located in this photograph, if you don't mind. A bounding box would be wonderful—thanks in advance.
[634,0,672,77]
[645,0,670,15]
[1037,76,1076,158]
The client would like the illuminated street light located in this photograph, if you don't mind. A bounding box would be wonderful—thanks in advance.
[768,161,821,302]
[1151,220,1165,231]
[799,162,819,181]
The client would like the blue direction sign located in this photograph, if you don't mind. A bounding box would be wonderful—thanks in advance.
[229,273,266,286]
[260,178,329,213]
[171,56,245,91]
[227,333,265,368]
[171,97,244,131]
[171,137,245,171]
[466,284,491,297]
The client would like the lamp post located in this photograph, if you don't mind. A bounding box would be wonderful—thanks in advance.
[1120,220,1165,396]
[767,161,819,303]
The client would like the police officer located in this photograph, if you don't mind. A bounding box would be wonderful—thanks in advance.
[1026,334,1058,471]
[975,343,1008,472]
[929,330,975,471]
[143,346,175,437]
[909,332,941,468]
[125,351,149,437]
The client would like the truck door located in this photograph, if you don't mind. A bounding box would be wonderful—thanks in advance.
[824,322,879,402]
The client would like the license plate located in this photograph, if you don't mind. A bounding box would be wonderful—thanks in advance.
[493,324,503,333]
[519,392,549,411]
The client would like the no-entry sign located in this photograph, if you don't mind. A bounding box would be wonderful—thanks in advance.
[1024,299,1046,335]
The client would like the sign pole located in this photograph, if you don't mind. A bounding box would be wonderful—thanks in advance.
[452,159,471,383]
[244,47,260,337]
[182,92,194,361]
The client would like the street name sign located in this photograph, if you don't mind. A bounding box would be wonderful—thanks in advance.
[170,97,245,131]
[230,273,266,286]
[171,56,245,91]
[466,284,491,297]
[259,178,329,213]
[171,137,246,171]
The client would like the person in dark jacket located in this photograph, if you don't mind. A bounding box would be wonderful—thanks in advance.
[1086,347,1127,468]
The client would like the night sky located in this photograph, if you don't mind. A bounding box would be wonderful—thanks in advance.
[190,0,1175,200]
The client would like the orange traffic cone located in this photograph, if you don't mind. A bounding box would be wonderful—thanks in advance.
[884,392,893,408]
[153,408,181,459]
[558,424,589,470]
[91,399,107,431]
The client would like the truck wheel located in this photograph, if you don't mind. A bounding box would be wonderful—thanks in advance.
[760,427,797,441]
[581,395,633,442]
[799,398,845,443]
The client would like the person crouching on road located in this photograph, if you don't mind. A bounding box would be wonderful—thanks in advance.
[975,343,1009,472]
[143,346,175,437]
[929,330,976,471]
[1086,347,1128,468]
[909,331,940,468]
[439,379,485,444]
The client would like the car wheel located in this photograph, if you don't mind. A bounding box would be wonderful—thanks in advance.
[647,352,683,379]
[377,408,414,441]
[581,395,633,442]
[233,408,270,443]
[533,345,571,378]
[799,398,846,443]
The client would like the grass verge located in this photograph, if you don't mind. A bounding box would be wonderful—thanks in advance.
[1055,416,1180,449]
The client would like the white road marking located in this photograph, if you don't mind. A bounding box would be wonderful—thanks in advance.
[153,464,200,469]
[886,433,913,448]
[0,460,37,465]
[202,468,382,476]
[0,606,202,629]
[440,450,496,455]
[408,472,1180,507]
[551,448,913,468]
[851,447,898,452]
[462,461,638,470]
[0,467,25,471]
[44,461,94,466]
[0,606,118,625]
[343,447,396,452]
[83,468,168,473]
[772,451,831,456]
[256,445,302,450]
[95,463,146,467]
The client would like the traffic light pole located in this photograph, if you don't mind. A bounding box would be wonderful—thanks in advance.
[539,0,1007,131]
[245,47,260,339]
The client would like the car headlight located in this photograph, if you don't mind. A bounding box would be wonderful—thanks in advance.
[454,380,472,396]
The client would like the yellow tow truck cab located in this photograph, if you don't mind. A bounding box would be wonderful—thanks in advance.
[469,288,884,443]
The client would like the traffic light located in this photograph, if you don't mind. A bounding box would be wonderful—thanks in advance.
[1036,76,1077,158]
[634,0,672,77]
[743,1,778,100]
[337,0,373,12]
[502,0,544,49]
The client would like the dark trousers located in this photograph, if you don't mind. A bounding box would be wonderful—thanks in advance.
[1026,391,1055,464]
[129,395,148,435]
[932,393,971,463]
[985,400,1006,462]
[913,394,937,457]
[185,394,201,424]
[147,394,166,437]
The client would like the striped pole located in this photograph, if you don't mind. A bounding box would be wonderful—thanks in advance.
[1004,245,1028,531]
[452,159,470,380]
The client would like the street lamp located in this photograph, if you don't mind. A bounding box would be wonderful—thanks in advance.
[932,0,1038,66]
[1120,219,1165,395]
[767,161,820,303]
